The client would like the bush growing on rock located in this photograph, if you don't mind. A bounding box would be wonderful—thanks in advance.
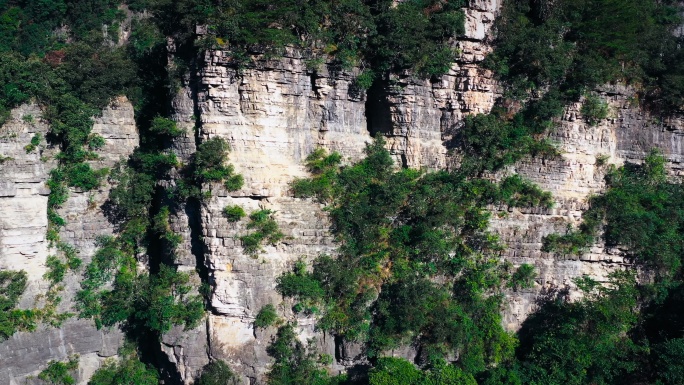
[254,304,279,329]
[581,94,610,126]
[39,355,79,385]
[0,270,36,340]
[223,205,246,222]
[88,347,158,385]
[197,360,237,385]
[240,209,284,256]
[149,116,183,137]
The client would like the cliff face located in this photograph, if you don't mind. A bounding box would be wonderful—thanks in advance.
[0,99,135,384]
[495,86,684,329]
[1,0,683,383]
[177,1,503,383]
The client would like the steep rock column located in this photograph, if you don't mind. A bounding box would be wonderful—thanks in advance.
[372,0,501,169]
[0,97,138,384]
[162,82,211,382]
[194,50,370,383]
[0,104,54,297]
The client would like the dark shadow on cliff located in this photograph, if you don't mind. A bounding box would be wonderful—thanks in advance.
[514,285,571,360]
[364,78,393,138]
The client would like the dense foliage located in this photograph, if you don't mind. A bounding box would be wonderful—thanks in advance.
[1,0,684,384]
[38,355,79,385]
[277,140,684,385]
[76,236,204,335]
[128,0,467,78]
[88,347,159,385]
[486,0,683,105]
[369,357,477,385]
[266,323,344,385]
[281,141,549,374]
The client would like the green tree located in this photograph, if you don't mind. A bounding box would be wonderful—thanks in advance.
[39,356,79,385]
[88,348,158,385]
[197,360,236,385]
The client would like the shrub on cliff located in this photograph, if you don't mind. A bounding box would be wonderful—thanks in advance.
[266,323,345,385]
[240,209,284,256]
[173,137,244,198]
[0,270,36,340]
[254,304,279,329]
[197,360,237,385]
[39,356,79,385]
[222,205,246,222]
[88,347,158,385]
[194,138,233,181]
[77,238,204,335]
[581,94,610,126]
[149,116,183,137]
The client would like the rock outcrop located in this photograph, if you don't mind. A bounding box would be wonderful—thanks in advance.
[0,98,137,384]
[0,103,54,300]
[496,86,684,329]
[184,1,504,383]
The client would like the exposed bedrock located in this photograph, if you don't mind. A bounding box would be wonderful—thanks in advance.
[4,0,684,383]
[0,98,136,384]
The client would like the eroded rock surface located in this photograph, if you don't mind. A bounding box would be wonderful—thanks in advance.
[0,98,136,384]
[4,0,684,383]
[187,1,504,382]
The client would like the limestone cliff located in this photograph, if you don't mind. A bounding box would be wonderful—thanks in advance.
[1,0,683,383]
[170,1,504,383]
[0,99,135,384]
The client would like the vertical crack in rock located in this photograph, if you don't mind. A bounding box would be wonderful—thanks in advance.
[364,78,392,139]
[159,50,213,383]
